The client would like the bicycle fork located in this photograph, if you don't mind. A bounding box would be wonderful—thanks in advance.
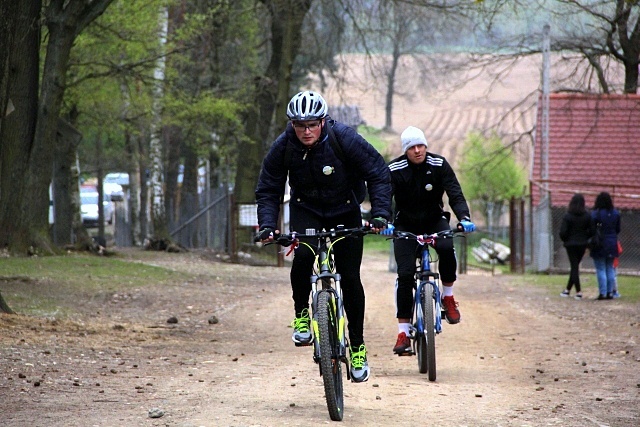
[310,274,348,366]
[413,278,443,335]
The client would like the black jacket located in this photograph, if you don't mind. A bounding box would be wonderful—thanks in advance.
[559,211,592,247]
[388,152,470,229]
[255,119,392,229]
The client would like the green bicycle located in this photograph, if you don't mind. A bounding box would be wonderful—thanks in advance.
[268,225,374,421]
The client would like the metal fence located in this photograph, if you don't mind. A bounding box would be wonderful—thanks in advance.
[551,206,640,273]
[532,183,640,274]
[113,186,232,252]
[111,181,638,275]
[169,186,231,251]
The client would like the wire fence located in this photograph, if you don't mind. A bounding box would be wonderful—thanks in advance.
[111,181,638,276]
[113,186,232,253]
[532,181,640,274]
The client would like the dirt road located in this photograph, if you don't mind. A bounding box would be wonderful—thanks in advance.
[1,250,638,426]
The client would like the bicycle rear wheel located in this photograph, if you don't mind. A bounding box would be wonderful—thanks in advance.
[317,290,344,421]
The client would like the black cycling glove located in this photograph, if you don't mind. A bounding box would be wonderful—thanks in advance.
[370,217,388,229]
[256,227,274,241]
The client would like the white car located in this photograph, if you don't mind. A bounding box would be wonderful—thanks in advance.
[104,172,129,187]
[80,190,114,227]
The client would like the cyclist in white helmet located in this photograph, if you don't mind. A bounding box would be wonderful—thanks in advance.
[256,90,392,383]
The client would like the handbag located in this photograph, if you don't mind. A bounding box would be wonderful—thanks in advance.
[614,240,623,268]
[587,212,603,251]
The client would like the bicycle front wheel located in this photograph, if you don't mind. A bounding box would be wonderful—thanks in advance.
[418,284,437,380]
[317,290,344,421]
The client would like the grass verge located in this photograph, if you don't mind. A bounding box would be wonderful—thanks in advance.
[0,253,189,316]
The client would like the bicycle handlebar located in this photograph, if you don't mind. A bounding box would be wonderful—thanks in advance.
[264,225,376,247]
[391,229,463,247]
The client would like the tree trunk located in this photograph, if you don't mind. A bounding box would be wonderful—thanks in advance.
[52,118,83,246]
[233,0,312,254]
[70,151,90,248]
[613,1,640,94]
[234,0,313,207]
[183,144,199,199]
[130,133,144,246]
[96,133,106,244]
[18,0,116,254]
[0,291,14,314]
[138,130,150,243]
[119,79,143,246]
[384,44,400,131]
[149,6,169,243]
[164,125,182,226]
[23,20,76,253]
[623,59,638,94]
[0,0,19,127]
[0,0,41,253]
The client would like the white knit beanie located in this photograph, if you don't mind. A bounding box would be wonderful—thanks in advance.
[401,126,428,153]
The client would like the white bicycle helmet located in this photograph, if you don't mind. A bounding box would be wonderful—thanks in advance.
[286,91,328,120]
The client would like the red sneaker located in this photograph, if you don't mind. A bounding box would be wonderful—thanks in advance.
[393,332,413,355]
[442,296,461,324]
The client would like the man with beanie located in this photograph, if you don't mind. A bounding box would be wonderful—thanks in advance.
[386,126,475,355]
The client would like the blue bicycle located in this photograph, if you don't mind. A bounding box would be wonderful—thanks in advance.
[392,229,461,381]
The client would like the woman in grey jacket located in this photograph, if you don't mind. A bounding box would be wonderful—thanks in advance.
[559,193,592,299]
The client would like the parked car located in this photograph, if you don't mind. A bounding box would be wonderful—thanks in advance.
[80,189,114,227]
[103,182,125,201]
[104,172,129,187]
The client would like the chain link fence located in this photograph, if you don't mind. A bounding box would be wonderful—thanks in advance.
[532,181,640,274]
[111,179,638,275]
[113,186,232,253]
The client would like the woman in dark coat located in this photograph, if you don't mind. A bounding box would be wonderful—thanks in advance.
[559,193,592,299]
[589,192,621,300]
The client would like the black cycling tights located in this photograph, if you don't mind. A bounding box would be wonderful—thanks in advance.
[289,205,366,348]
[393,217,457,319]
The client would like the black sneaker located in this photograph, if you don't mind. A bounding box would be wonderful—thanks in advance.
[291,308,313,346]
[560,290,570,297]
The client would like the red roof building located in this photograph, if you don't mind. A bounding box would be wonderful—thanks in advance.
[531,93,640,209]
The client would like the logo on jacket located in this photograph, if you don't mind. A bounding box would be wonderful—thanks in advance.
[322,166,335,175]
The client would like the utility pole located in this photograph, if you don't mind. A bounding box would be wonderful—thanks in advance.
[541,23,550,198]
[539,23,552,272]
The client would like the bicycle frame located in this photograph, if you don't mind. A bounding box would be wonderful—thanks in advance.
[309,232,348,365]
[414,245,443,337]
[267,225,373,421]
[391,228,460,379]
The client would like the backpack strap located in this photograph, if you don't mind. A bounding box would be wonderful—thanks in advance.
[326,123,346,164]
[283,140,294,170]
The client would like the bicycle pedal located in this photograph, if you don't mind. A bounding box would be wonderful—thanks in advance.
[395,351,414,357]
[294,342,313,347]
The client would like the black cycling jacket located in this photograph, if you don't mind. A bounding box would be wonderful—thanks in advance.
[256,119,392,230]
[388,153,470,230]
